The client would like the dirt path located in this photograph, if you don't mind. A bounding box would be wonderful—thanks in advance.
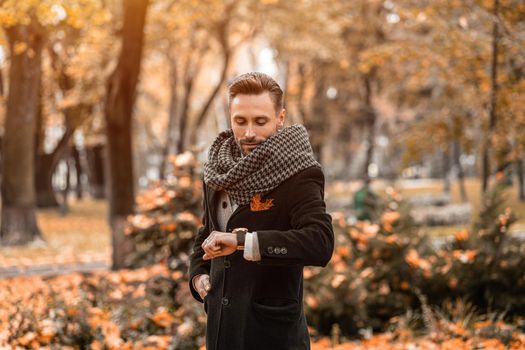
[0,260,109,278]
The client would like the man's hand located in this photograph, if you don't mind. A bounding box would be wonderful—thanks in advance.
[202,231,237,260]
[194,274,211,300]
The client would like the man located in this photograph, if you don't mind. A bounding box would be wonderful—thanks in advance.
[189,72,334,350]
[354,177,378,221]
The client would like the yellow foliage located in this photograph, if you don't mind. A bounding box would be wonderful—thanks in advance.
[0,0,107,28]
[150,307,175,328]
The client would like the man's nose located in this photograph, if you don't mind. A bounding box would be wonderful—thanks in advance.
[244,125,255,138]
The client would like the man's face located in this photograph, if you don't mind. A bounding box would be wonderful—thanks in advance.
[230,92,285,155]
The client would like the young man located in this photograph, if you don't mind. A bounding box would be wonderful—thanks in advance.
[189,72,334,350]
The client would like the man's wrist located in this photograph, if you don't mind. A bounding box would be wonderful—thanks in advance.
[233,227,247,250]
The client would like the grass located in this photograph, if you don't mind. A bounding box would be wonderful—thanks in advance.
[397,177,525,236]
[0,198,111,267]
[327,176,525,237]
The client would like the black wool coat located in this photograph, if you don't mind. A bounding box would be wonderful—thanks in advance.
[189,165,334,350]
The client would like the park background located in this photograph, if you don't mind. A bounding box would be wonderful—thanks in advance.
[0,0,525,348]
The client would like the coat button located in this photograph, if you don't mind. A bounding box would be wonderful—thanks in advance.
[267,246,273,254]
[222,201,228,209]
[221,298,229,306]
[274,247,281,255]
[281,247,287,254]
[224,260,231,268]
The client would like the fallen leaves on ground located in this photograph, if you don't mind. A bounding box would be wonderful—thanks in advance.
[0,264,205,349]
[1,262,524,349]
[312,329,525,349]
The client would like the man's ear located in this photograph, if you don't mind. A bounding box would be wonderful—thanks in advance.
[278,108,286,127]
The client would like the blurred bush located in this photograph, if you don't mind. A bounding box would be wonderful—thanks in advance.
[304,184,525,340]
[124,152,203,269]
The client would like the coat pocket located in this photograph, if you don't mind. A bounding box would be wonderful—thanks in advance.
[252,297,301,323]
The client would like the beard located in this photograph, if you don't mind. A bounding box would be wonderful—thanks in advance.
[238,138,262,155]
[236,125,280,155]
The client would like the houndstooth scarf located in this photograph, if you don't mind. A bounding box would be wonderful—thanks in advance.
[203,124,320,205]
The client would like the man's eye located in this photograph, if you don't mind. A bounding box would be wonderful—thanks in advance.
[256,120,267,126]
[236,120,246,125]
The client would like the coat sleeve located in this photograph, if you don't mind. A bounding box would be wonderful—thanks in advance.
[255,166,334,267]
[188,181,211,303]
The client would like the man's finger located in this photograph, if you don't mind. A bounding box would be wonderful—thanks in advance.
[202,233,216,248]
[204,244,219,254]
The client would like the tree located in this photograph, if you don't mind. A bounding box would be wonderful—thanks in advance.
[104,0,149,269]
[35,31,97,207]
[481,0,501,193]
[185,0,264,148]
[370,0,524,195]
[147,0,211,177]
[0,19,45,245]
[1,0,112,228]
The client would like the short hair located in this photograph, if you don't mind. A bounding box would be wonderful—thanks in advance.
[228,72,284,114]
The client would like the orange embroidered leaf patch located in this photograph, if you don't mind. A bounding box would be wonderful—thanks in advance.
[250,194,274,212]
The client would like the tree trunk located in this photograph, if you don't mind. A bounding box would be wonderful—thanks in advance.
[442,148,451,194]
[1,24,44,245]
[85,144,106,199]
[35,154,59,207]
[296,63,307,126]
[35,125,77,207]
[188,43,231,146]
[159,57,178,180]
[340,122,353,180]
[33,67,58,208]
[481,0,500,193]
[0,136,3,177]
[361,74,377,180]
[104,0,149,269]
[453,140,468,202]
[516,155,525,202]
[176,70,196,153]
[72,145,84,199]
[281,59,291,117]
[304,65,328,163]
[34,45,90,206]
[0,66,4,97]
[59,157,71,216]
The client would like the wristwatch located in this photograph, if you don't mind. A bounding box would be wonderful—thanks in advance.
[233,227,248,250]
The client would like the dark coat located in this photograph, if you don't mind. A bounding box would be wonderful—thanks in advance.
[189,166,334,350]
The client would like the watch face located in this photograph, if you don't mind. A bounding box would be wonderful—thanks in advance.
[236,229,246,247]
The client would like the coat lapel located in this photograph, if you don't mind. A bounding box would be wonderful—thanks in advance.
[207,186,250,232]
[206,187,220,231]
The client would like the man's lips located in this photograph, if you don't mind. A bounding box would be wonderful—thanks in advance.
[241,141,260,146]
